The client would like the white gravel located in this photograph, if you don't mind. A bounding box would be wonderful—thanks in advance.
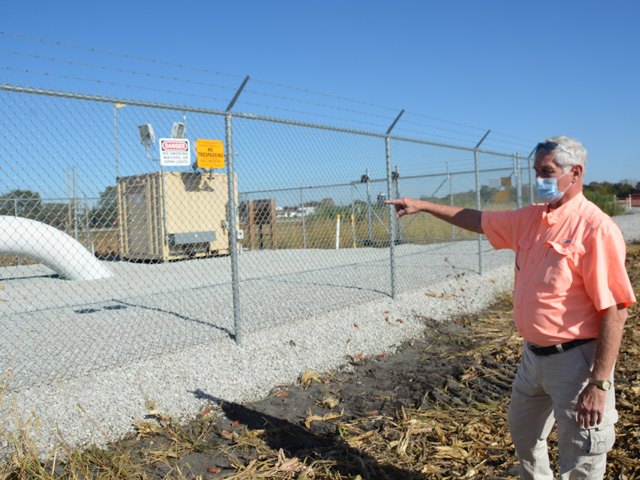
[1,208,639,457]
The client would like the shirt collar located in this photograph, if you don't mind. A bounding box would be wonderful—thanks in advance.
[541,192,585,225]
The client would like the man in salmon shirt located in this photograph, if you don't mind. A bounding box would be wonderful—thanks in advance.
[385,136,636,479]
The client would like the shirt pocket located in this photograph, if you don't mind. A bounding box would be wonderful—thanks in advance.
[515,238,531,277]
[538,241,575,292]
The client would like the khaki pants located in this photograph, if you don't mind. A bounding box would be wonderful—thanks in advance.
[507,340,617,479]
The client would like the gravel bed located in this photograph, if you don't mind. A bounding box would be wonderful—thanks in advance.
[2,239,511,390]
[1,209,639,457]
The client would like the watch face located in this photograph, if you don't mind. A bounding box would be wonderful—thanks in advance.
[589,377,612,391]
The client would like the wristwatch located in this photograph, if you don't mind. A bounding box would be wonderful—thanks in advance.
[588,377,612,391]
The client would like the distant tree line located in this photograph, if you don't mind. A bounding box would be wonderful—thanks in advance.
[583,179,640,197]
[0,186,118,229]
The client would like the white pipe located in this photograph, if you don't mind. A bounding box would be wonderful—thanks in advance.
[0,216,113,281]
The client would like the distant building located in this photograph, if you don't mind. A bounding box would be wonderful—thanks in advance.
[275,206,316,218]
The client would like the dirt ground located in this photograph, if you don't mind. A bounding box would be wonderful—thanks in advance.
[120,300,522,479]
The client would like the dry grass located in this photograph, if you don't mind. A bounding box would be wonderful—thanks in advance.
[249,213,480,252]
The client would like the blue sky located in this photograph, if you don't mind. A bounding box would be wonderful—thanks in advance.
[2,0,639,186]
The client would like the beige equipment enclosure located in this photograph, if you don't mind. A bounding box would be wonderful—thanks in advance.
[117,172,237,261]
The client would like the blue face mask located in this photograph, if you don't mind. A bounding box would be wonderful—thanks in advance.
[536,171,571,204]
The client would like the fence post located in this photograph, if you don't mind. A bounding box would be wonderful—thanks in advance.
[393,165,402,244]
[474,151,483,275]
[385,109,404,300]
[350,184,357,247]
[527,144,537,205]
[447,159,454,239]
[113,103,126,180]
[160,165,169,246]
[473,130,490,276]
[225,75,249,346]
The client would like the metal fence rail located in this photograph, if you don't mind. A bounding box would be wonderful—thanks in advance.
[0,83,533,388]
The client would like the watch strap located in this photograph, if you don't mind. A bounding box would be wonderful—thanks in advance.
[588,377,611,390]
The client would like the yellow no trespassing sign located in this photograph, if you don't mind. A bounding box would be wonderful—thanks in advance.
[196,139,225,169]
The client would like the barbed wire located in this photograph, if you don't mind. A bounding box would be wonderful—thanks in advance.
[403,112,535,150]
[1,30,537,145]
[400,114,536,151]
[399,118,490,141]
[0,67,229,104]
[1,39,404,125]
[392,126,479,147]
[489,130,537,143]
[0,31,244,80]
[0,45,389,122]
[481,136,534,149]
[236,100,388,130]
[481,141,530,154]
[0,49,237,92]
[0,31,396,120]
[403,110,489,132]
[252,78,401,113]
[243,89,396,122]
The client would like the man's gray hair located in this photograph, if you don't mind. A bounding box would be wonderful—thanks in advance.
[546,135,588,173]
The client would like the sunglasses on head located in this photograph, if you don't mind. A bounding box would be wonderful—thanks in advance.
[535,142,574,157]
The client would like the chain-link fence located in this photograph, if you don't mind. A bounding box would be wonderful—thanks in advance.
[0,84,534,388]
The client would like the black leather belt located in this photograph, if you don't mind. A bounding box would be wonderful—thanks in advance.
[528,338,596,356]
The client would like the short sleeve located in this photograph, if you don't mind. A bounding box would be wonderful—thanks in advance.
[482,210,517,251]
[581,222,636,311]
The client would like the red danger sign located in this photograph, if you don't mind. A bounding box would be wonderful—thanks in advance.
[161,141,188,151]
[159,138,191,166]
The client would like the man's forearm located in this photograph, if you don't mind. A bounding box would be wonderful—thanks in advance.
[575,305,627,427]
[387,198,483,234]
[423,202,483,233]
[591,305,627,381]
